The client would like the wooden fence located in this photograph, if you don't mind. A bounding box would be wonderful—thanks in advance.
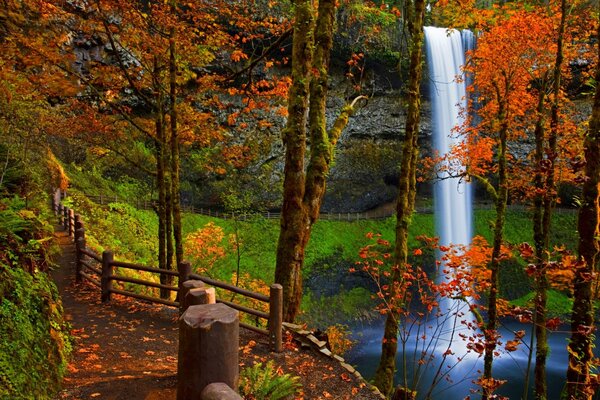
[81,192,578,223]
[52,189,283,351]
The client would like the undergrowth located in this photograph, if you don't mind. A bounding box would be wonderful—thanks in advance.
[0,195,71,399]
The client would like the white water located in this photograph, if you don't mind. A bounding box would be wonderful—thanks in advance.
[425,26,473,254]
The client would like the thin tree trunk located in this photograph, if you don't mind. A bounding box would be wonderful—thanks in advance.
[154,58,167,287]
[566,18,600,400]
[482,96,509,400]
[533,3,567,398]
[169,25,183,268]
[372,0,425,395]
[532,80,550,400]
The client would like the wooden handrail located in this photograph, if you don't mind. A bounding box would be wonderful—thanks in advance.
[217,299,269,320]
[112,260,179,276]
[110,288,178,307]
[80,247,102,262]
[112,274,179,292]
[81,260,101,276]
[81,271,101,287]
[240,322,268,336]
[189,273,269,303]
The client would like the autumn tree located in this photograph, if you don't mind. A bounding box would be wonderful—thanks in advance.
[7,0,290,296]
[369,0,426,395]
[566,13,600,400]
[274,0,366,322]
[455,10,560,398]
[525,1,573,398]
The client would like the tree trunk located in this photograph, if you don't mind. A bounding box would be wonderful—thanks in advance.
[274,0,359,322]
[372,0,425,395]
[274,0,314,323]
[532,81,550,400]
[482,96,509,400]
[533,3,567,398]
[154,58,167,287]
[566,19,600,400]
[169,25,183,269]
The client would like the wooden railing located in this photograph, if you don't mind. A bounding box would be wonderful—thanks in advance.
[52,189,283,351]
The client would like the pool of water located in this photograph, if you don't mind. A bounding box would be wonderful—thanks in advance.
[346,315,575,399]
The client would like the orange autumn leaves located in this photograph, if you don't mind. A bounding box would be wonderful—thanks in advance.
[422,7,584,198]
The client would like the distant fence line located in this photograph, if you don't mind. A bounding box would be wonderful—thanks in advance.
[79,192,577,222]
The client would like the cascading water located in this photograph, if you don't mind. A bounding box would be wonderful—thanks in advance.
[425,26,473,255]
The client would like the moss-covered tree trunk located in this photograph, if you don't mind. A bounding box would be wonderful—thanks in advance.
[372,0,425,395]
[482,92,509,400]
[531,80,550,400]
[532,3,567,398]
[275,0,359,322]
[274,0,314,323]
[566,19,600,400]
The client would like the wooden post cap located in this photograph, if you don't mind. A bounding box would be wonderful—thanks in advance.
[201,383,242,400]
[186,287,216,307]
[181,303,238,328]
[182,279,205,291]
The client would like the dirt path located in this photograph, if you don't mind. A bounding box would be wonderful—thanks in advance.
[52,227,180,400]
[52,226,382,400]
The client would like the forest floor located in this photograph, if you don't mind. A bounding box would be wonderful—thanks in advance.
[51,226,382,400]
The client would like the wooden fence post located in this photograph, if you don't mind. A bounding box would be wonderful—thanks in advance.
[180,279,205,312]
[68,209,75,238]
[177,303,239,400]
[178,261,192,311]
[51,190,57,215]
[63,207,69,230]
[101,250,114,302]
[186,287,216,308]
[74,214,82,232]
[269,284,283,352]
[75,228,86,283]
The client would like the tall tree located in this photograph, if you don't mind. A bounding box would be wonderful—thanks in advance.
[371,0,425,396]
[529,1,569,398]
[274,0,364,322]
[566,14,600,400]
[454,10,558,398]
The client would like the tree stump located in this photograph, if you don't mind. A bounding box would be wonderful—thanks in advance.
[177,303,239,400]
[391,386,417,400]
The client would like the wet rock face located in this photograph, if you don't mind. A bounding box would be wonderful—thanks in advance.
[322,89,432,212]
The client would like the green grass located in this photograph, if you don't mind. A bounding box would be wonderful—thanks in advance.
[64,179,580,319]
[511,289,574,318]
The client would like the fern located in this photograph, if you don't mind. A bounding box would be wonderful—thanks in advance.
[239,361,302,400]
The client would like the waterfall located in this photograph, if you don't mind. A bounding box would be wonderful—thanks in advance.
[424,27,475,361]
[425,27,473,258]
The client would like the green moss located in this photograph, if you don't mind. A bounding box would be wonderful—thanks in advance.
[0,265,72,400]
[511,289,573,318]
